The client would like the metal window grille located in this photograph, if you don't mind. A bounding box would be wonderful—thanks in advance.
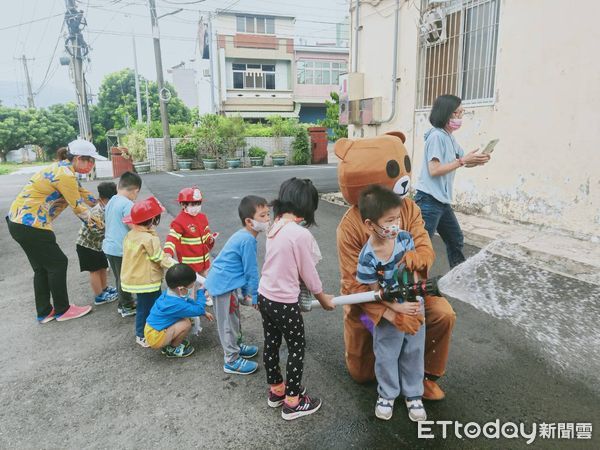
[232,62,276,89]
[416,0,500,109]
[297,60,348,85]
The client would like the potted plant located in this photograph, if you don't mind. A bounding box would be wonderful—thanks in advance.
[174,139,197,170]
[194,114,222,170]
[270,151,287,167]
[220,116,246,169]
[248,146,267,167]
[123,127,150,173]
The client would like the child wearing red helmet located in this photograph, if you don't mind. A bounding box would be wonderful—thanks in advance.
[164,186,216,306]
[121,196,178,347]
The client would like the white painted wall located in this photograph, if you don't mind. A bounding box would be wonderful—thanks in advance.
[349,0,600,238]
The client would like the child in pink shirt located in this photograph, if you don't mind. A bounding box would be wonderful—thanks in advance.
[258,177,335,421]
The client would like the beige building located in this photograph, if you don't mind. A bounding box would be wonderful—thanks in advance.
[347,0,599,239]
[212,11,297,118]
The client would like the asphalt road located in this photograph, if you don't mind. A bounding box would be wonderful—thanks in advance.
[0,165,598,449]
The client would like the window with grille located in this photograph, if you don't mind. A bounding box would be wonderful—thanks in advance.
[297,60,348,85]
[236,15,275,34]
[416,0,500,109]
[232,63,276,90]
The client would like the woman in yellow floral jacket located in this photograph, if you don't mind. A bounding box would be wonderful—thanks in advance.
[6,140,106,323]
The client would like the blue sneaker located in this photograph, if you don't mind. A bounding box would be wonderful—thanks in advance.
[94,290,119,306]
[104,286,118,296]
[239,344,258,359]
[224,357,258,375]
[163,343,195,358]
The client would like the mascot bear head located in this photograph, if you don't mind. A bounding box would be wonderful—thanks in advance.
[335,131,412,206]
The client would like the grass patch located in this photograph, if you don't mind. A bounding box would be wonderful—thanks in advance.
[0,161,48,175]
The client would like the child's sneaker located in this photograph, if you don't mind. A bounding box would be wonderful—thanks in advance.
[223,357,258,375]
[118,305,136,317]
[136,336,150,348]
[375,397,394,420]
[268,386,307,408]
[281,394,322,420]
[94,290,119,306]
[239,344,258,359]
[163,343,195,358]
[104,286,118,296]
[405,397,427,422]
[37,308,55,324]
[55,305,92,322]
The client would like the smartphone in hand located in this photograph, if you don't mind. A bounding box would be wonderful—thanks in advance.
[480,139,499,155]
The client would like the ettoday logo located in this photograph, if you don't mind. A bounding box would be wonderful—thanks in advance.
[418,420,593,444]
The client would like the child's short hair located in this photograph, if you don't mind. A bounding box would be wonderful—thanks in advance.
[166,264,196,289]
[97,181,117,200]
[358,184,402,223]
[272,177,319,227]
[238,195,268,226]
[118,171,142,191]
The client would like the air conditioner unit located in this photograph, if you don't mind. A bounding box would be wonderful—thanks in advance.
[420,7,447,45]
[358,97,382,125]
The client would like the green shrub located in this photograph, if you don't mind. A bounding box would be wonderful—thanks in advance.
[175,140,198,159]
[292,127,310,165]
[171,123,194,138]
[244,123,273,137]
[248,146,267,158]
[123,127,148,161]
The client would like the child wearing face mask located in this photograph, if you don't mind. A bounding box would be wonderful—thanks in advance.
[164,187,216,306]
[121,196,178,347]
[356,185,426,423]
[144,264,214,358]
[204,195,270,375]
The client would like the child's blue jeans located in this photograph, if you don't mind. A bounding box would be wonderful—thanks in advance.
[136,290,161,338]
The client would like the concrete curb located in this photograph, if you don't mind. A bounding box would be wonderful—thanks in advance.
[320,192,600,285]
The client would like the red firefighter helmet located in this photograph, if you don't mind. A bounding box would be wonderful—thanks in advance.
[123,196,165,224]
[178,186,203,203]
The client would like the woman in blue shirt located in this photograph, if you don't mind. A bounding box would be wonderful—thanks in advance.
[414,95,490,268]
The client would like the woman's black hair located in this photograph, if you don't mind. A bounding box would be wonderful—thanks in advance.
[165,263,196,289]
[429,94,462,128]
[271,177,319,227]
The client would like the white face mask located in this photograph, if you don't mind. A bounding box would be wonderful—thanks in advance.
[250,219,269,233]
[374,223,401,240]
[186,205,202,216]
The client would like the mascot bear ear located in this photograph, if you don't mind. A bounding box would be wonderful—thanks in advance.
[385,131,406,143]
[335,138,354,161]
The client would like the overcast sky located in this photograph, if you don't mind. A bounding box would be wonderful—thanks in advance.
[0,0,349,107]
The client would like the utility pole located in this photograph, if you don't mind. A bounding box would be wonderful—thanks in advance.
[64,0,92,141]
[21,55,36,108]
[132,34,143,124]
[145,79,151,130]
[148,0,175,171]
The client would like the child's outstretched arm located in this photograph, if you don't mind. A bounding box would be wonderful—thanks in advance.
[146,236,177,269]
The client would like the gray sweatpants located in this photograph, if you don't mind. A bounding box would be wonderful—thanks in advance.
[213,291,242,364]
[373,317,425,400]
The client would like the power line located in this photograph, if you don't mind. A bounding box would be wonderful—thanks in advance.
[35,22,65,95]
[0,13,64,32]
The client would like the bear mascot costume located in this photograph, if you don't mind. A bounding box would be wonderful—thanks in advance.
[336,131,456,400]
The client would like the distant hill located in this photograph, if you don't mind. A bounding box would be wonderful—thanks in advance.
[0,80,75,108]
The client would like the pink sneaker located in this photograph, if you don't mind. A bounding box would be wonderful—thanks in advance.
[37,308,55,324]
[55,305,92,322]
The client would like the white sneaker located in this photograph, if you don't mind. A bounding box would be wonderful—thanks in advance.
[375,397,394,420]
[136,336,150,348]
[406,398,427,422]
[205,296,213,307]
